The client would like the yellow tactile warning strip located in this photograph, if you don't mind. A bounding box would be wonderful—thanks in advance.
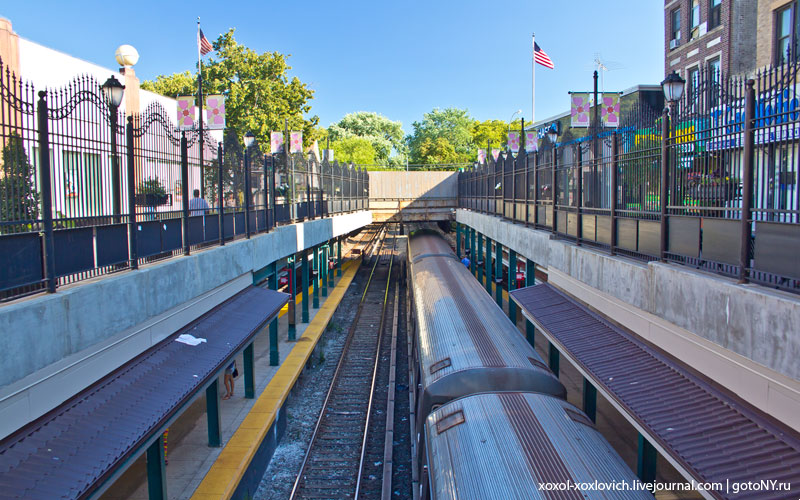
[190,259,361,500]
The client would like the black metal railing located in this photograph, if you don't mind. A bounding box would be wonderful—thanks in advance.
[0,58,368,301]
[459,59,800,293]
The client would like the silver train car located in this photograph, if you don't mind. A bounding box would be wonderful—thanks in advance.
[407,231,648,499]
[407,230,565,432]
[424,392,651,499]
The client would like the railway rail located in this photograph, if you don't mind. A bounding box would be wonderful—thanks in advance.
[290,224,398,500]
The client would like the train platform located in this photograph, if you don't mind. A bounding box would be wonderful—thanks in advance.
[99,257,362,500]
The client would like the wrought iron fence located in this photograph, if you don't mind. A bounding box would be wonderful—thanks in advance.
[459,59,800,293]
[0,58,368,301]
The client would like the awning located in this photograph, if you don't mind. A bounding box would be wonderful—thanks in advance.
[0,286,288,499]
[510,284,800,500]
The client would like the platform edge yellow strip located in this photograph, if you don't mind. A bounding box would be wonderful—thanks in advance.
[190,258,361,500]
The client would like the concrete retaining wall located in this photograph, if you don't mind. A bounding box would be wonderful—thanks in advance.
[0,211,371,439]
[368,171,457,200]
[457,209,800,431]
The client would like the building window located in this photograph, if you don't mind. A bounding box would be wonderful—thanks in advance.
[707,57,721,106]
[691,0,701,38]
[776,2,798,63]
[687,67,700,103]
[708,0,721,29]
[671,8,681,46]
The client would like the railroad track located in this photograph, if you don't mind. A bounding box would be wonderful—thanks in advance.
[290,225,397,500]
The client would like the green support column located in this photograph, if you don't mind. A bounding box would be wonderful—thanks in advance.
[508,249,517,322]
[477,233,484,284]
[637,434,658,483]
[525,259,536,347]
[146,436,167,500]
[288,256,297,341]
[268,261,279,365]
[548,342,560,378]
[470,228,477,276]
[301,250,310,323]
[485,238,492,295]
[244,343,255,399]
[456,223,462,258]
[328,242,335,288]
[206,379,221,447]
[337,238,342,277]
[464,227,471,264]
[321,245,328,297]
[583,378,597,423]
[495,241,503,307]
[312,247,320,309]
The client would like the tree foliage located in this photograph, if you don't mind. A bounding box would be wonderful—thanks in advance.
[0,135,39,231]
[328,112,405,166]
[471,119,508,152]
[407,108,475,165]
[330,137,376,165]
[142,29,317,150]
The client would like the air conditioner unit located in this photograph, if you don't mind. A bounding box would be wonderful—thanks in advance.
[698,22,707,37]
[670,39,679,50]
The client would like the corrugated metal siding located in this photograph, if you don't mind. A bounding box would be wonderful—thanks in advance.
[425,393,651,499]
[0,286,289,499]
[510,284,800,500]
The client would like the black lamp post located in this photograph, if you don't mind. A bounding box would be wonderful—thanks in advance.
[659,72,685,260]
[661,71,686,108]
[101,76,125,221]
[243,131,255,238]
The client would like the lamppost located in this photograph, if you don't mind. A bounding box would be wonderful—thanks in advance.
[244,131,255,238]
[659,71,686,260]
[101,76,125,222]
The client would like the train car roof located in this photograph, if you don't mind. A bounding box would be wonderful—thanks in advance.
[425,392,652,500]
[408,238,562,398]
[408,230,458,263]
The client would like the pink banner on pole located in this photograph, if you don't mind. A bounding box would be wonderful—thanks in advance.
[601,93,621,128]
[270,132,284,153]
[507,131,520,153]
[525,131,538,152]
[290,131,303,153]
[492,149,501,161]
[177,97,195,130]
[205,95,225,130]
[570,93,591,128]
[477,149,486,164]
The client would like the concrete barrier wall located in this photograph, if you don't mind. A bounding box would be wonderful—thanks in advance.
[457,209,800,432]
[0,211,371,439]
[368,171,457,199]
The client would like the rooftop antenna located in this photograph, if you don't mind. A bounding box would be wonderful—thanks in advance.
[592,53,623,94]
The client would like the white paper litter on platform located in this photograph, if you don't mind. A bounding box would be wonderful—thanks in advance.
[175,334,207,346]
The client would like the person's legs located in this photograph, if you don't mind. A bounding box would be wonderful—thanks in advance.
[223,373,233,399]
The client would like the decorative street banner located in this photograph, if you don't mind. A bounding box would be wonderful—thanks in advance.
[177,97,195,130]
[507,131,520,153]
[324,149,334,162]
[205,95,225,130]
[270,132,284,153]
[570,93,591,128]
[290,131,303,153]
[525,131,538,152]
[492,149,501,161]
[601,93,621,127]
[477,149,487,164]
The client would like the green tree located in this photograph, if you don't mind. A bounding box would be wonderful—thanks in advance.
[0,135,39,232]
[471,119,508,155]
[330,137,376,165]
[142,29,318,150]
[328,112,406,166]
[407,108,475,165]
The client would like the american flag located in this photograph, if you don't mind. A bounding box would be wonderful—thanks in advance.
[534,42,554,69]
[198,28,213,56]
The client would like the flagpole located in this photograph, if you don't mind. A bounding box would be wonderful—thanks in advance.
[197,18,205,198]
[532,33,536,126]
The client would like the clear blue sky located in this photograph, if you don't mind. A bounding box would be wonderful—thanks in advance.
[2,0,665,132]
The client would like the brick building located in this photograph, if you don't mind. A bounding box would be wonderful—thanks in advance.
[755,0,800,68]
[664,0,757,82]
